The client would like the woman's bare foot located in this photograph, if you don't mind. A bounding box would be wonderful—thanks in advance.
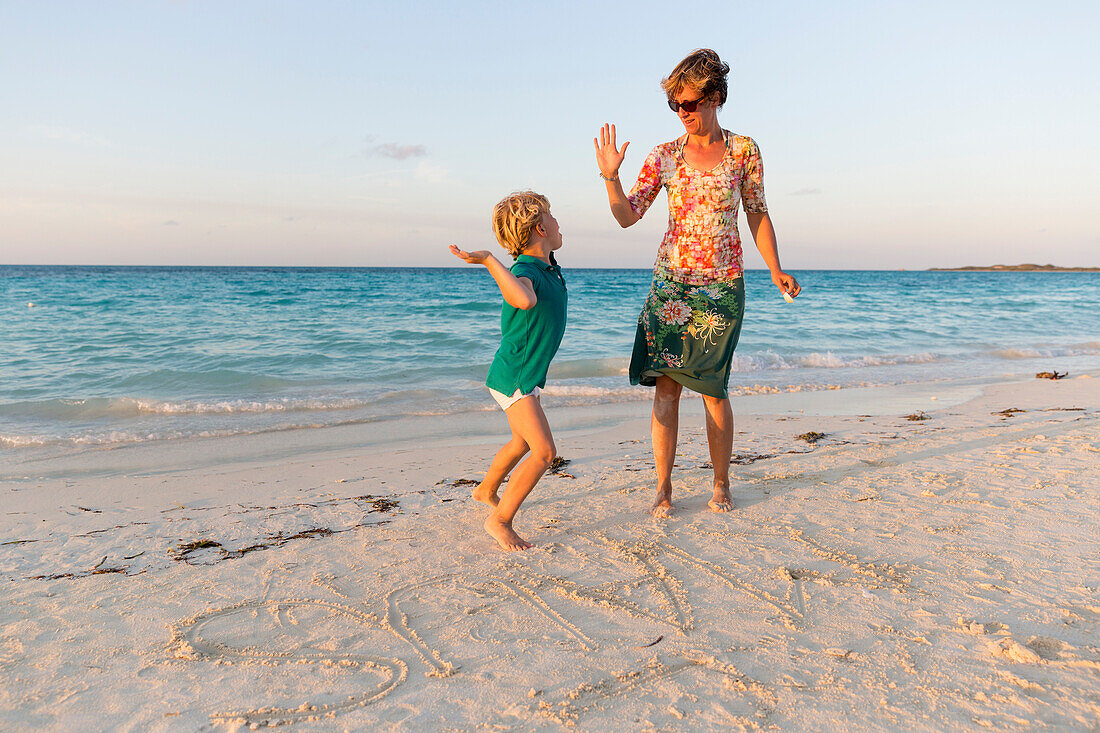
[650,486,673,518]
[708,484,735,512]
[484,515,532,551]
[472,482,499,507]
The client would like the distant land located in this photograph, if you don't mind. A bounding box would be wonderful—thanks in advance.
[928,264,1100,272]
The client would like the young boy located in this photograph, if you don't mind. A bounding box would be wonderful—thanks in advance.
[449,191,567,551]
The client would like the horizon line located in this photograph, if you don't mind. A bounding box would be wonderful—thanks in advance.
[2,264,1096,272]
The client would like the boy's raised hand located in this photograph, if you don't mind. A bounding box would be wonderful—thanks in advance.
[449,244,492,265]
[449,244,536,310]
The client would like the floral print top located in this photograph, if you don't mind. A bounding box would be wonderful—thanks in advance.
[627,131,768,286]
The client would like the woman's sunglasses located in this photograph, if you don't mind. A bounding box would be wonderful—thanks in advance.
[667,96,705,113]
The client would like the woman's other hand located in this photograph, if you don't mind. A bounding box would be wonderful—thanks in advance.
[772,271,801,298]
[594,123,630,180]
[449,245,492,265]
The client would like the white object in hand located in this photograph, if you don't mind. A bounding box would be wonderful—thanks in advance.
[782,290,794,303]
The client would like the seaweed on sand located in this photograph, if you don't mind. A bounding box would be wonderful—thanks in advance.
[549,456,575,479]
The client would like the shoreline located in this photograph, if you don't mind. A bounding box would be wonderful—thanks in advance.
[1,369,1044,482]
[927,267,1100,272]
[6,263,1099,271]
[2,371,1098,729]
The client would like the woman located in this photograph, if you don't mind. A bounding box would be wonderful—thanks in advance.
[594,48,800,517]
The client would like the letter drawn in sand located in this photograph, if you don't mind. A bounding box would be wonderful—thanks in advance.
[786,529,912,592]
[658,542,805,629]
[534,654,778,725]
[384,573,600,678]
[169,521,931,727]
[172,598,407,727]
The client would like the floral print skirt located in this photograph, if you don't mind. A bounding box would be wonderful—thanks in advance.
[629,274,745,399]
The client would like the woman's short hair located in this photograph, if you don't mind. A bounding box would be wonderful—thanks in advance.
[491,191,550,259]
[661,48,730,107]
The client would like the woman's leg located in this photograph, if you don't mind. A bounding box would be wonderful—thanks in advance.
[473,426,529,506]
[701,394,735,511]
[485,395,556,550]
[650,375,683,517]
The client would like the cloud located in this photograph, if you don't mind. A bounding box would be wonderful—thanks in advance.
[414,161,448,184]
[790,187,822,196]
[163,220,179,226]
[367,142,427,160]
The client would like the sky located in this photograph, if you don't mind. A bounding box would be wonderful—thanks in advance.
[1,1,1097,269]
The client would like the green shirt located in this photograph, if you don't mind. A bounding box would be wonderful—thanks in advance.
[485,254,568,395]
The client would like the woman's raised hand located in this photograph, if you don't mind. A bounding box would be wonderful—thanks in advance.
[449,244,492,265]
[594,123,629,180]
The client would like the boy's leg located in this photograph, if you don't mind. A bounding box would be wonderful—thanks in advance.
[473,425,529,506]
[702,394,734,512]
[485,395,556,550]
[650,375,682,517]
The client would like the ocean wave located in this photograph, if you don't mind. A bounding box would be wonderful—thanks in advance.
[549,351,946,378]
[729,382,854,396]
[110,368,301,392]
[406,300,496,313]
[542,380,867,401]
[548,358,629,379]
[541,384,643,399]
[0,380,878,450]
[729,351,942,371]
[0,391,446,421]
[0,429,218,448]
[0,417,363,449]
[989,343,1100,359]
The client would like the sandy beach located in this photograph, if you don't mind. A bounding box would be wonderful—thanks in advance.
[2,372,1098,731]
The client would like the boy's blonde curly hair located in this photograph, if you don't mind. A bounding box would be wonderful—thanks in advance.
[491,191,550,259]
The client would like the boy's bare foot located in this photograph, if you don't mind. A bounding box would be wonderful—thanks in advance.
[708,484,735,513]
[650,487,673,518]
[472,483,499,507]
[484,515,532,551]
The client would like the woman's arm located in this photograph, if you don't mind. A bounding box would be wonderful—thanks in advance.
[746,212,801,297]
[604,177,641,228]
[449,245,537,310]
[594,124,641,228]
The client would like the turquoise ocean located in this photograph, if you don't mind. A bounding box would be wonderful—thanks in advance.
[1,266,1097,452]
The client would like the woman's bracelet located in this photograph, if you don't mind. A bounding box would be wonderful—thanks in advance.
[599,172,618,182]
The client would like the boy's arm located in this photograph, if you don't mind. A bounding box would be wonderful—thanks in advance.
[449,245,537,310]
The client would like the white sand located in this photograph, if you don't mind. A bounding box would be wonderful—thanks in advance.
[1,373,1098,731]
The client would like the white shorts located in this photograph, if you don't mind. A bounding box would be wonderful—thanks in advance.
[488,386,541,411]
